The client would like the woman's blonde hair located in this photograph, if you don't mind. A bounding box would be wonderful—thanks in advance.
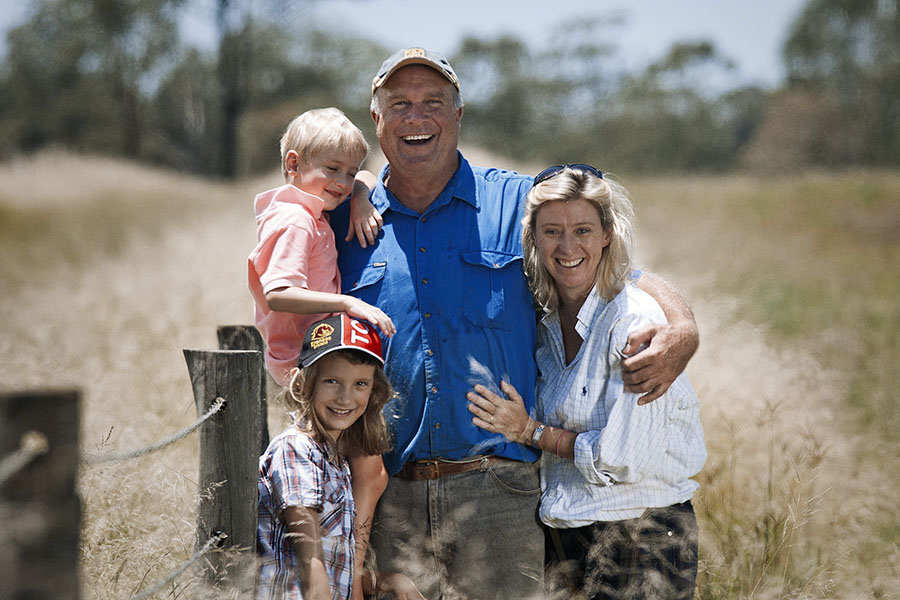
[287,349,392,458]
[521,168,635,312]
[279,107,370,178]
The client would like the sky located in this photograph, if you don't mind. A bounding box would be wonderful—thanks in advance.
[301,0,810,88]
[1,0,810,88]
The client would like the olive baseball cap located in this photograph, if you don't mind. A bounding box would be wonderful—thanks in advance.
[298,314,384,368]
[371,47,460,95]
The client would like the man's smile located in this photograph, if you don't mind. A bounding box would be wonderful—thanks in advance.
[402,134,434,144]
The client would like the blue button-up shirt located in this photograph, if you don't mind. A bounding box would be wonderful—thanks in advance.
[330,153,540,475]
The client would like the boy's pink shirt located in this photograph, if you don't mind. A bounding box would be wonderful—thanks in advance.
[248,184,340,387]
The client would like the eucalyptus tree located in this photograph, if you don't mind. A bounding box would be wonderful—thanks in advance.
[784,0,900,165]
[2,0,183,157]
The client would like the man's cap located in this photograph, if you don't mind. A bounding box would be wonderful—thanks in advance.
[371,47,460,95]
[298,313,384,368]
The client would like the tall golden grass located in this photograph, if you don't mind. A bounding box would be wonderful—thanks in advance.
[629,171,900,599]
[1,152,897,599]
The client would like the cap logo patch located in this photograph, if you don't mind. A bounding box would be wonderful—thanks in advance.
[309,323,335,349]
[405,48,426,58]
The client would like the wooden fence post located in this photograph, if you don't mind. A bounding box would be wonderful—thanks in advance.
[184,349,262,590]
[217,325,269,455]
[0,390,80,600]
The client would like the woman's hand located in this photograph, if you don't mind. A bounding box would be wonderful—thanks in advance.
[467,381,533,445]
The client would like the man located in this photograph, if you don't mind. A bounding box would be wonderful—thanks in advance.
[331,47,699,599]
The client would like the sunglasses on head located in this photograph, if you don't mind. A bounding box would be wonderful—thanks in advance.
[532,164,603,187]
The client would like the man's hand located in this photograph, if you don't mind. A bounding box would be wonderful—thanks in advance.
[622,320,698,405]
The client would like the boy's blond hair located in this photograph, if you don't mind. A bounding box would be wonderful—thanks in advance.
[279,107,370,178]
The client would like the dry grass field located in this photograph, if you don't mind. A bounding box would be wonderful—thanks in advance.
[1,151,898,599]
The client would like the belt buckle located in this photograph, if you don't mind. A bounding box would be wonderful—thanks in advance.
[417,459,440,480]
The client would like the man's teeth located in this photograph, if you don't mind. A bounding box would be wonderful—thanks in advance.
[559,258,584,268]
[403,134,432,141]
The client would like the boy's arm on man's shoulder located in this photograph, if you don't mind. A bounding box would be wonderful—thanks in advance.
[346,170,382,248]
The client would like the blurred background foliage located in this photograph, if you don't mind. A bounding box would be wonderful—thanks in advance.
[1,0,899,177]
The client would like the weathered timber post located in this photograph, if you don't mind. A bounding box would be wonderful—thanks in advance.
[0,390,80,600]
[217,325,269,455]
[184,349,262,589]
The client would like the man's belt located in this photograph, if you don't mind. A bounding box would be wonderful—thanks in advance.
[397,456,508,481]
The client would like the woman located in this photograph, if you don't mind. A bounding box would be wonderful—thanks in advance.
[466,164,706,599]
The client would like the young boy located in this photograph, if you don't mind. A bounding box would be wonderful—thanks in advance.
[248,107,394,389]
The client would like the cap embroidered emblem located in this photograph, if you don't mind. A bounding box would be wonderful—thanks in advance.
[309,323,334,349]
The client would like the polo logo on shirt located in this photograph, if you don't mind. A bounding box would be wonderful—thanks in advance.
[309,323,335,349]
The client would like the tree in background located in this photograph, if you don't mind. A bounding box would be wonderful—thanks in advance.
[5,0,899,175]
[598,41,756,173]
[451,20,763,175]
[452,36,535,160]
[147,47,221,172]
[452,17,624,168]
[781,0,900,166]
[1,0,182,159]
[90,0,183,158]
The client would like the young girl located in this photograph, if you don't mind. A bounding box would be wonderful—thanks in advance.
[257,313,413,600]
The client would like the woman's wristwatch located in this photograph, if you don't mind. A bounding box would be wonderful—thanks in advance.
[531,422,546,447]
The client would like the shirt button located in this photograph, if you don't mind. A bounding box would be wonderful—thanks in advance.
[431,386,438,394]
[426,349,434,356]
[422,278,428,285]
[420,217,427,223]
[435,422,441,429]
[424,312,432,318]
[419,247,426,253]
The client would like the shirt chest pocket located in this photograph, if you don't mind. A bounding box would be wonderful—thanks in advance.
[460,250,524,331]
[341,262,386,301]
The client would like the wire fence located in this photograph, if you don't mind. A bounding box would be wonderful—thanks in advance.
[83,397,226,464]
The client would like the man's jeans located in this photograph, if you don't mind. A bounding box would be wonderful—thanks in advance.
[370,459,543,599]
